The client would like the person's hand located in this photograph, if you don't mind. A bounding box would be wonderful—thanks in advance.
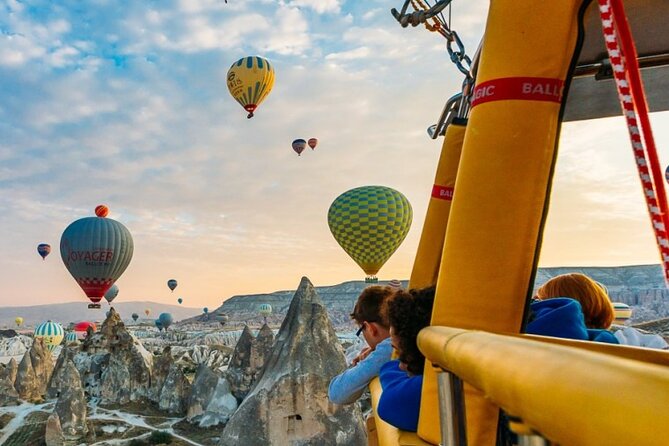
[351,346,373,366]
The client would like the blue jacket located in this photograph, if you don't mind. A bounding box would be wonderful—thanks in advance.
[328,338,393,404]
[526,298,618,344]
[377,360,423,432]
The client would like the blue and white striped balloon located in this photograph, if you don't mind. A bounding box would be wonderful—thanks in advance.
[65,332,79,344]
[34,321,64,351]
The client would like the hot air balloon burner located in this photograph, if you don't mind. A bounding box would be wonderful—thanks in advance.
[88,303,101,309]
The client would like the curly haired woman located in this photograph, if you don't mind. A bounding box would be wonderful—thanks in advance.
[376,286,435,432]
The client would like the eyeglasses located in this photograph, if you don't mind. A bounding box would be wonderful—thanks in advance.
[356,323,365,337]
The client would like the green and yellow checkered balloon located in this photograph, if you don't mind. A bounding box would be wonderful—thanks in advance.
[328,186,412,280]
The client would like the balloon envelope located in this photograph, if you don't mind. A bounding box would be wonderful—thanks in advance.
[60,208,133,306]
[215,313,229,326]
[259,303,272,317]
[15,317,23,327]
[292,139,307,156]
[131,313,139,322]
[613,302,633,324]
[328,186,412,279]
[95,205,109,217]
[158,313,173,329]
[227,56,275,118]
[177,297,183,304]
[37,243,51,260]
[167,279,178,291]
[145,309,151,317]
[203,307,209,314]
[65,332,79,344]
[308,138,318,150]
[34,321,64,352]
[104,284,119,304]
[155,319,163,331]
[73,321,96,339]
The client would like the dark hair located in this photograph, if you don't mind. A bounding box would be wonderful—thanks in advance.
[385,286,436,375]
[350,285,395,328]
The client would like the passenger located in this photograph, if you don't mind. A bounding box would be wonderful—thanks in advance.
[530,273,617,343]
[377,286,435,432]
[328,285,396,405]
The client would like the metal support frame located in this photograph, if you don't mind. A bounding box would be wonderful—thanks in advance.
[437,370,468,446]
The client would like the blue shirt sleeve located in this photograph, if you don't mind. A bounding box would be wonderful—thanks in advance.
[328,338,393,405]
[377,360,423,432]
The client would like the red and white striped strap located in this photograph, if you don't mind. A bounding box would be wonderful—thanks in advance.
[598,0,669,285]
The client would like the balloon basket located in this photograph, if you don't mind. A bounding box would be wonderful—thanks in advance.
[88,303,101,309]
[365,276,379,283]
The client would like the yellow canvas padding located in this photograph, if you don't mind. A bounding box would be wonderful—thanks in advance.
[419,326,669,446]
[409,121,466,290]
[419,0,589,444]
[369,378,436,446]
[519,332,669,367]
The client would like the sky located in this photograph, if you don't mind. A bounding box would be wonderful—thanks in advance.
[1,0,668,308]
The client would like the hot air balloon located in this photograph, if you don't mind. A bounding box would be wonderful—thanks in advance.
[308,138,318,150]
[65,332,79,344]
[227,56,275,118]
[203,307,209,314]
[131,313,139,322]
[177,297,183,305]
[167,279,178,292]
[104,284,119,304]
[388,279,403,289]
[666,165,669,184]
[15,317,23,327]
[215,313,229,327]
[155,319,163,331]
[34,321,64,352]
[60,206,134,309]
[613,302,633,324]
[292,139,307,156]
[145,309,151,317]
[73,321,96,339]
[95,205,109,217]
[258,303,272,324]
[328,186,412,282]
[158,313,173,330]
[37,243,51,260]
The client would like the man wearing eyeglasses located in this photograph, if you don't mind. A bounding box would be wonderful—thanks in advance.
[328,285,395,405]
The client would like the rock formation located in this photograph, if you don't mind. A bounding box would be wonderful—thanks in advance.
[225,325,256,401]
[53,360,89,442]
[48,344,78,399]
[158,364,191,415]
[251,324,274,371]
[187,364,238,427]
[95,308,152,404]
[0,373,19,406]
[0,357,18,384]
[149,346,173,402]
[14,337,54,401]
[219,277,366,446]
[45,412,64,446]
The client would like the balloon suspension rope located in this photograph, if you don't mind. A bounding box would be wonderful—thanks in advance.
[598,0,669,285]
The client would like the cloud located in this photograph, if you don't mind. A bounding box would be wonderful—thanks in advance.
[289,0,342,14]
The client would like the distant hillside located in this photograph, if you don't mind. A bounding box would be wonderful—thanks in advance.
[198,265,669,326]
[0,301,200,328]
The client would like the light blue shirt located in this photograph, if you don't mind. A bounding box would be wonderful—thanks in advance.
[328,337,393,405]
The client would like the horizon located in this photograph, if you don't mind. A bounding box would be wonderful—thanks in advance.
[2,1,669,308]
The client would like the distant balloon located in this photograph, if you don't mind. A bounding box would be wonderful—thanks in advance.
[145,309,151,317]
[167,279,178,292]
[388,279,402,289]
[328,186,412,282]
[65,332,79,344]
[60,207,134,309]
[666,165,669,184]
[104,284,119,304]
[308,138,318,150]
[613,302,633,324]
[34,321,64,352]
[37,243,51,260]
[203,307,209,314]
[131,313,139,322]
[158,313,173,330]
[177,297,183,305]
[215,313,229,326]
[155,319,163,331]
[73,321,96,339]
[15,317,23,327]
[227,56,275,118]
[292,139,307,156]
[258,304,272,317]
[95,205,109,217]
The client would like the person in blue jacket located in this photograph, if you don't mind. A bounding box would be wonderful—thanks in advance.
[329,285,397,405]
[526,297,619,344]
[377,286,436,432]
